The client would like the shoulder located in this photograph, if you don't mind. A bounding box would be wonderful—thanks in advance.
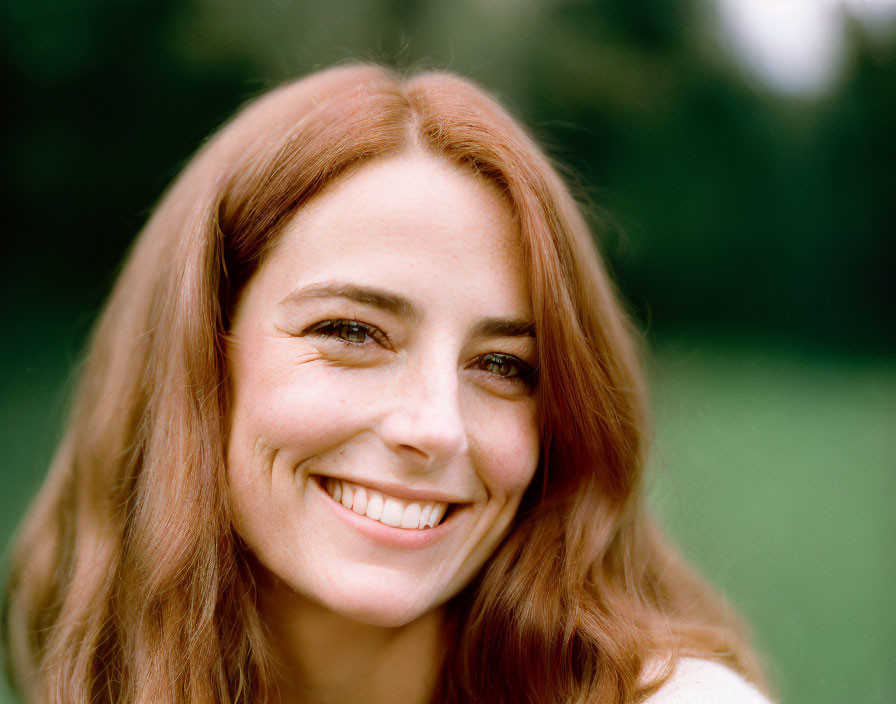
[642,657,774,704]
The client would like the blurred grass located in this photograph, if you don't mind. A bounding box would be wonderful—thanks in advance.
[1,324,894,703]
[647,335,896,704]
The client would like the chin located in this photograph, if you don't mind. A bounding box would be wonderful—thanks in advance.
[320,593,438,628]
[310,574,449,628]
[339,604,427,628]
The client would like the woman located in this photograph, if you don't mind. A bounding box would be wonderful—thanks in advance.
[4,64,774,703]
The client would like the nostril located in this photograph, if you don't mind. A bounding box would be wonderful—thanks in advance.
[395,443,430,462]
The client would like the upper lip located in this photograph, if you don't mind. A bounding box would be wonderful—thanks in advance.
[315,474,468,504]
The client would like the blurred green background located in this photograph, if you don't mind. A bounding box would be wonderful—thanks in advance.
[1,0,894,702]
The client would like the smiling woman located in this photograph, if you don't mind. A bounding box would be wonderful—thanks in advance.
[225,154,540,640]
[3,64,774,703]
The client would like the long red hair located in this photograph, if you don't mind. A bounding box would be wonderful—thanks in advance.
[4,64,767,703]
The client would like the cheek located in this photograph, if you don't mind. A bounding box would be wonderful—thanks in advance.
[471,400,540,499]
[227,352,377,466]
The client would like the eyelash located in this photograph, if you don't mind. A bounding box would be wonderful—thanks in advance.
[306,318,537,388]
[475,352,537,388]
[308,319,392,350]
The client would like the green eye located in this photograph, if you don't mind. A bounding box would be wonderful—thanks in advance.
[482,353,518,377]
[335,321,368,344]
[311,319,376,345]
[477,353,536,387]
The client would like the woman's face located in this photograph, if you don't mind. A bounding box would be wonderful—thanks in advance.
[225,153,539,627]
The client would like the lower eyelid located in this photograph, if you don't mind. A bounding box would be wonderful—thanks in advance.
[472,360,537,388]
[473,372,536,398]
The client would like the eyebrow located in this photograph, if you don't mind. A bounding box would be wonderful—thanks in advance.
[472,317,536,339]
[280,282,420,320]
[280,281,536,339]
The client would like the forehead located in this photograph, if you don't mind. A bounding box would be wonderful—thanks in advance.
[261,153,530,316]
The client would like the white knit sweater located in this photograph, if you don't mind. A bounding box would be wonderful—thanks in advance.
[644,658,774,704]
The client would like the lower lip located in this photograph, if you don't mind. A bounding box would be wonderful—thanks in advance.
[314,479,461,549]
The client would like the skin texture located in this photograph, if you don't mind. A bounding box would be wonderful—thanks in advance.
[225,152,540,702]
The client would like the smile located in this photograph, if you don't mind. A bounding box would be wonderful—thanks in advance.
[318,476,452,530]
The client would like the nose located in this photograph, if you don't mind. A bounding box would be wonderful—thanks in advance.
[378,355,469,471]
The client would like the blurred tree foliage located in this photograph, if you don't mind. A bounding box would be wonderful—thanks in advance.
[2,0,894,349]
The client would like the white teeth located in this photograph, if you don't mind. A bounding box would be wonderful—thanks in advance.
[419,502,434,528]
[429,503,448,527]
[322,478,450,531]
[330,479,342,503]
[365,492,384,521]
[400,503,422,529]
[340,483,354,510]
[352,487,368,515]
[380,497,403,527]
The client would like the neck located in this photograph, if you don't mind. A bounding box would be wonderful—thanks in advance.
[257,575,445,704]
